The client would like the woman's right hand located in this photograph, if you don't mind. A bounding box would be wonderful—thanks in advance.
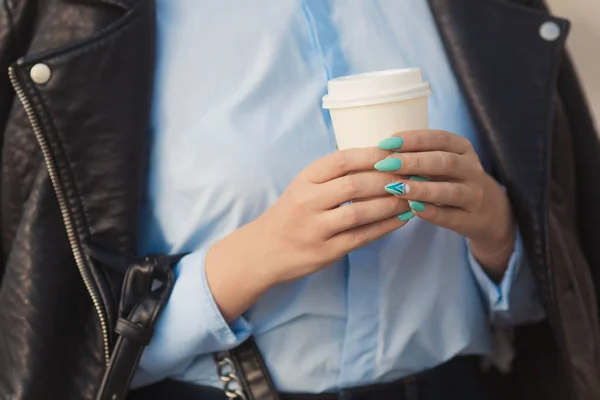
[206,147,410,321]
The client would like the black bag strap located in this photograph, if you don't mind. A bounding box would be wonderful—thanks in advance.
[86,241,278,400]
[214,337,280,400]
[87,244,185,400]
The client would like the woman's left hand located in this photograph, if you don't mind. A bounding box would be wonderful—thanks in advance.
[374,130,516,281]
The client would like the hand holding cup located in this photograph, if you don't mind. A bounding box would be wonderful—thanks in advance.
[375,130,516,280]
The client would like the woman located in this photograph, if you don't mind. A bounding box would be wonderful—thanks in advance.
[0,0,599,399]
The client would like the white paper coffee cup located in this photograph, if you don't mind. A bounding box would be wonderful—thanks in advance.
[322,68,431,150]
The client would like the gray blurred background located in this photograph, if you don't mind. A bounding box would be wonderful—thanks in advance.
[549,0,600,125]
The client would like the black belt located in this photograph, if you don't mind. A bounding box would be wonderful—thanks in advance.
[128,356,483,400]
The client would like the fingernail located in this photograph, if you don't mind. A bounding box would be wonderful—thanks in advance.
[409,200,426,212]
[378,137,404,150]
[374,158,402,172]
[385,182,410,195]
[410,175,429,182]
[398,210,415,221]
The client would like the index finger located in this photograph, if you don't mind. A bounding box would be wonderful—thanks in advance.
[303,147,390,183]
[378,130,473,155]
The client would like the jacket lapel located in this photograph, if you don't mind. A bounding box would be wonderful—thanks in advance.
[9,0,156,351]
[428,0,569,191]
[428,0,569,271]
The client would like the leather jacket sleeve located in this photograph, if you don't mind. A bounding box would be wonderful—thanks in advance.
[0,1,17,133]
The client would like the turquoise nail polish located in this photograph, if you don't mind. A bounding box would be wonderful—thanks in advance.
[409,200,426,212]
[398,210,415,221]
[374,158,402,172]
[410,175,429,182]
[385,182,410,196]
[378,137,404,150]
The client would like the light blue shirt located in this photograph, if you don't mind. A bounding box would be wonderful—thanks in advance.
[135,0,545,393]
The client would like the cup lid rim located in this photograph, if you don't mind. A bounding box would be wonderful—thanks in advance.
[322,82,431,110]
[327,67,422,84]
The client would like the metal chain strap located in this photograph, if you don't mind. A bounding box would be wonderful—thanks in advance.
[214,352,249,400]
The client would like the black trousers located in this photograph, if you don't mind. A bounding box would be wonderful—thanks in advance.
[128,356,486,400]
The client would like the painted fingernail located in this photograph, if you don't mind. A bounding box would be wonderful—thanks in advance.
[398,210,415,221]
[409,200,426,212]
[374,158,402,172]
[378,137,404,150]
[409,175,429,182]
[385,182,410,195]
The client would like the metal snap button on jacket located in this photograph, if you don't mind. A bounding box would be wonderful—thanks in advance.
[30,63,52,84]
[539,21,561,41]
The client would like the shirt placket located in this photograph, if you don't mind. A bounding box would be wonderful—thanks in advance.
[301,0,381,387]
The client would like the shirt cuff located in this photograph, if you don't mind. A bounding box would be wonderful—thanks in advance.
[468,228,545,325]
[468,229,523,312]
[138,250,252,377]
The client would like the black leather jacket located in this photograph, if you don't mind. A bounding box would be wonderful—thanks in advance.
[1,0,600,399]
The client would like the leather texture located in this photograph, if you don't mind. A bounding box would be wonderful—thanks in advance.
[0,0,156,398]
[0,0,599,399]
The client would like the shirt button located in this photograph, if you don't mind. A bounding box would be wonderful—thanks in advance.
[30,63,52,84]
[539,21,561,42]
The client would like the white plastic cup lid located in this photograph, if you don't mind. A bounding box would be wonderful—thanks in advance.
[322,68,431,110]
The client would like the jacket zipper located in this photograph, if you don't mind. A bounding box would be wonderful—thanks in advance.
[8,66,111,366]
